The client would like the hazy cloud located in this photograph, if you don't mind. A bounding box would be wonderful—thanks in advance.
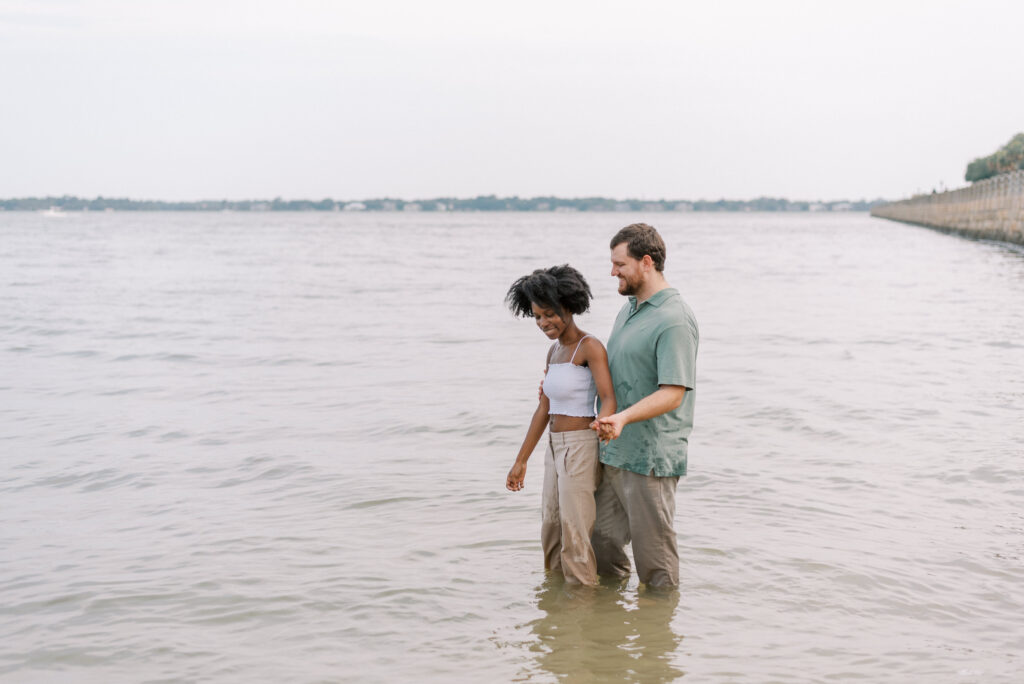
[2,0,1022,200]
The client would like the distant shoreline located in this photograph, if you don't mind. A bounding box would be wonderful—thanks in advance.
[1,195,885,213]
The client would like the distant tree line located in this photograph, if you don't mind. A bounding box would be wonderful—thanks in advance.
[0,195,885,213]
[0,196,342,212]
[965,133,1024,182]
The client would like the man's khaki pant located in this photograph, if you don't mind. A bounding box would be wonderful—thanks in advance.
[591,464,680,587]
[541,430,601,586]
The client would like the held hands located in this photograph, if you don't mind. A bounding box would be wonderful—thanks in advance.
[506,461,527,491]
[590,413,627,444]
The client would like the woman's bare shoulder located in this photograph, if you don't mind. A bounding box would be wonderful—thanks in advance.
[545,342,559,364]
[578,334,607,363]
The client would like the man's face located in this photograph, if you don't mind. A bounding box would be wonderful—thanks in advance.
[610,243,644,296]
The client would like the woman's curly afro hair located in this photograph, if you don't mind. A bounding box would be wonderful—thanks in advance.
[505,264,593,318]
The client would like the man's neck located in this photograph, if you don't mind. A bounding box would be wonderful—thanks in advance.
[634,273,670,304]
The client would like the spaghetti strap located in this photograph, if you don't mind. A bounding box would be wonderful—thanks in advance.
[568,335,592,364]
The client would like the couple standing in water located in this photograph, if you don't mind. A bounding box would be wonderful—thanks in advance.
[505,223,699,589]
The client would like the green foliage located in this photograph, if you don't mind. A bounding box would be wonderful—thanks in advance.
[965,133,1024,182]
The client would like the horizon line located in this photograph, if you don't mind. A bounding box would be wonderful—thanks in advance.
[2,193,892,204]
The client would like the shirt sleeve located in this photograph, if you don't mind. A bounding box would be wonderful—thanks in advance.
[655,321,698,390]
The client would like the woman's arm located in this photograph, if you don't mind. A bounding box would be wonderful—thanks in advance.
[582,337,616,421]
[507,393,550,491]
[508,346,554,492]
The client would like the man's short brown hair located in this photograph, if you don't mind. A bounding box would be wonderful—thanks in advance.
[610,223,666,272]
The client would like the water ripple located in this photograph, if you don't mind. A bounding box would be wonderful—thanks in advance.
[1,212,1023,683]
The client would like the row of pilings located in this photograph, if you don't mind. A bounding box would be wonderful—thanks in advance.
[870,170,1024,245]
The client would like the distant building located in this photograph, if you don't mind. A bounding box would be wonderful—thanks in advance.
[343,202,367,211]
[380,201,398,211]
[832,202,853,211]
[434,202,449,211]
[403,203,422,212]
[674,202,693,211]
[808,203,826,212]
[614,202,631,212]
[535,202,550,211]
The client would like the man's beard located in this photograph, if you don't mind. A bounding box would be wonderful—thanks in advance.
[618,277,639,296]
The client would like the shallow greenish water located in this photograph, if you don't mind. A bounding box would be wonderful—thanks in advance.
[1,211,1022,682]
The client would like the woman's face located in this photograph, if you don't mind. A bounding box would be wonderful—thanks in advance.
[531,301,569,339]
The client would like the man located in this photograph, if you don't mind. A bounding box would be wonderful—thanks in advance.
[591,223,699,588]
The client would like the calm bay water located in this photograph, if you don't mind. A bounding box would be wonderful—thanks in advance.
[1,211,1022,683]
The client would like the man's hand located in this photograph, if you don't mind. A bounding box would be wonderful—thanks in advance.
[592,413,627,443]
[506,461,527,491]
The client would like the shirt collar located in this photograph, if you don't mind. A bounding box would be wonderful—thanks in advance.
[629,287,677,312]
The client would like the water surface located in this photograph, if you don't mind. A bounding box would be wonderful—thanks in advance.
[1,211,1022,682]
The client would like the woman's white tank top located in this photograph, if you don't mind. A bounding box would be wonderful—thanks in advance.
[544,336,598,417]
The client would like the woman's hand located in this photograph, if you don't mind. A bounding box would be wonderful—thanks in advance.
[592,413,627,443]
[506,461,527,491]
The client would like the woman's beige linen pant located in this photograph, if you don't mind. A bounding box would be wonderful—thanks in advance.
[540,429,601,586]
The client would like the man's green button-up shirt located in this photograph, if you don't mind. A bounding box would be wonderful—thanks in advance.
[600,287,699,477]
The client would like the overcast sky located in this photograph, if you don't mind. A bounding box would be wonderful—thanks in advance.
[2,0,1022,202]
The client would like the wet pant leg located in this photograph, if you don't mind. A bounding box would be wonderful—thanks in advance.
[592,465,680,587]
[540,430,601,585]
[592,466,632,578]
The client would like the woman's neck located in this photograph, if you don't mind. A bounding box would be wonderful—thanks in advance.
[557,325,584,347]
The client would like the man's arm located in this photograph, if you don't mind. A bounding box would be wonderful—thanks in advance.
[595,384,685,443]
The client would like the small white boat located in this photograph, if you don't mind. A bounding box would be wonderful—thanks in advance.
[40,206,66,217]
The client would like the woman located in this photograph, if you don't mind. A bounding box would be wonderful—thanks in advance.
[505,265,616,586]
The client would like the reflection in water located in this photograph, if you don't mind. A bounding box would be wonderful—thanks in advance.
[523,576,683,682]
